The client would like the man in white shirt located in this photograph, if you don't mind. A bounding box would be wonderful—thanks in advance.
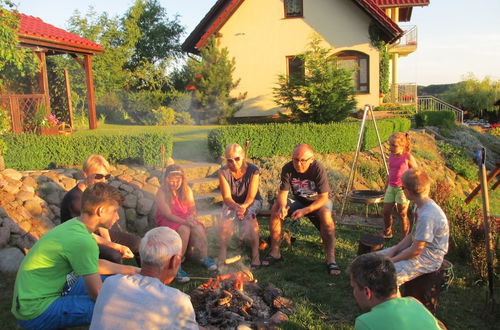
[90,227,199,330]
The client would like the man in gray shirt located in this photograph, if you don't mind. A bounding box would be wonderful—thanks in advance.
[90,227,199,329]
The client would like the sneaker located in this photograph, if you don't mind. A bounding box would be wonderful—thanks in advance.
[201,257,217,271]
[176,267,190,283]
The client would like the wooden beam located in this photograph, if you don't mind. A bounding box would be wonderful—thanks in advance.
[70,54,85,68]
[465,164,500,204]
[83,55,97,129]
[35,52,51,113]
[64,69,74,128]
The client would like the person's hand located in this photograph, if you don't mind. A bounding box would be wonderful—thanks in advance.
[124,266,141,275]
[291,208,307,220]
[186,216,198,227]
[116,244,134,259]
[236,205,247,220]
[278,206,290,220]
[384,248,396,259]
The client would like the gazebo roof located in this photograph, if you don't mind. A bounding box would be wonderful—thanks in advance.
[18,14,104,55]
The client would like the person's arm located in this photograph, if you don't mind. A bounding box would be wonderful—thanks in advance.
[83,273,102,301]
[92,233,134,258]
[97,227,112,241]
[155,188,188,224]
[390,240,427,263]
[241,170,260,209]
[383,234,414,258]
[219,171,239,210]
[291,192,329,219]
[408,154,418,169]
[276,190,289,220]
[98,259,140,275]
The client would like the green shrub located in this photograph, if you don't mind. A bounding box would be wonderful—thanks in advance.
[152,106,175,126]
[374,103,416,114]
[437,141,477,180]
[175,111,194,125]
[208,117,410,158]
[415,110,455,128]
[2,132,173,170]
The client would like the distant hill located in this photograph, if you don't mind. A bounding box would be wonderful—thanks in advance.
[418,83,457,96]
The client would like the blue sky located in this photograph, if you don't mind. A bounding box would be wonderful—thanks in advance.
[16,0,500,86]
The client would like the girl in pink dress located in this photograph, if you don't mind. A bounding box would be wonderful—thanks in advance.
[382,133,418,239]
[156,165,216,282]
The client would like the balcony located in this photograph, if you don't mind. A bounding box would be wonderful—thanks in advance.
[389,25,417,56]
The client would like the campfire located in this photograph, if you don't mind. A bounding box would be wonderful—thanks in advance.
[190,270,294,329]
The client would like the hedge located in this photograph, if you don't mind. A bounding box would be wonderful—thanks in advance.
[208,117,411,158]
[1,132,173,170]
[415,110,455,128]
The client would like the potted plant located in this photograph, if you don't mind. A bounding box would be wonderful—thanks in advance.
[39,113,61,135]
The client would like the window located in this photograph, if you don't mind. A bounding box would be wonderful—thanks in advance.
[335,51,369,93]
[284,0,303,18]
[287,56,305,82]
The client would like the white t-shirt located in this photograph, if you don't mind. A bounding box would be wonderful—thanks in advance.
[412,199,449,271]
[90,274,199,330]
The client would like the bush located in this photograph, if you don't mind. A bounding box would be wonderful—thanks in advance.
[175,111,194,125]
[374,103,416,114]
[152,106,175,126]
[208,117,410,158]
[2,132,173,170]
[437,141,477,180]
[415,110,455,128]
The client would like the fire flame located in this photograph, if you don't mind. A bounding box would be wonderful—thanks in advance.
[200,270,256,291]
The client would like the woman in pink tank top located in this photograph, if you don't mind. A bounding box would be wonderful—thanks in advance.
[382,133,418,239]
[155,165,217,282]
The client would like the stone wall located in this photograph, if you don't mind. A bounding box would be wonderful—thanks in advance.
[0,165,165,273]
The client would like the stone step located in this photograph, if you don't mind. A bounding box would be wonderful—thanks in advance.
[195,192,223,210]
[188,177,219,194]
[179,162,221,181]
[195,208,222,227]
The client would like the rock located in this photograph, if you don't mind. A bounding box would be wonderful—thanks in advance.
[134,190,144,199]
[0,226,10,248]
[20,184,36,194]
[142,183,158,197]
[0,206,7,217]
[16,190,35,202]
[2,168,23,181]
[123,194,138,209]
[60,177,77,190]
[0,247,24,273]
[270,311,288,324]
[134,216,149,235]
[137,198,154,215]
[117,174,133,183]
[24,200,44,216]
[120,184,135,193]
[117,206,127,231]
[148,203,157,228]
[49,204,61,218]
[13,233,37,250]
[125,208,137,222]
[45,191,61,205]
[236,324,252,330]
[146,177,160,187]
[130,180,144,190]
[134,174,148,183]
[21,176,37,187]
[109,180,122,189]
[3,183,20,195]
[3,218,23,235]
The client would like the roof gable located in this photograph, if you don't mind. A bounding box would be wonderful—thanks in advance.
[182,0,403,53]
[374,0,429,8]
[18,14,104,54]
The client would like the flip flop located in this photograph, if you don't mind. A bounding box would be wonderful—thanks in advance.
[250,263,262,270]
[262,255,283,266]
[327,263,341,276]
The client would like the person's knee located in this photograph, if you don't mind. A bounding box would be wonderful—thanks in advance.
[177,225,191,237]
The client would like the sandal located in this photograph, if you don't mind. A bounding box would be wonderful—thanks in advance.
[262,255,283,267]
[250,263,262,270]
[380,231,393,239]
[327,263,341,276]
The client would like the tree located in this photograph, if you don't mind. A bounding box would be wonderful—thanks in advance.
[442,73,500,120]
[0,0,39,92]
[273,37,357,123]
[187,38,245,124]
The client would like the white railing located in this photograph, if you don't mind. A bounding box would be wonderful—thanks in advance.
[389,83,417,104]
[396,25,417,47]
[418,96,464,123]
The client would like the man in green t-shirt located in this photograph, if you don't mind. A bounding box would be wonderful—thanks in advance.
[349,253,443,330]
[12,183,140,329]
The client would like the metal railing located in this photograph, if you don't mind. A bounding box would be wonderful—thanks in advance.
[395,25,417,47]
[388,83,417,104]
[418,96,464,123]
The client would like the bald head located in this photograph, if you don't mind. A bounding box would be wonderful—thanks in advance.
[292,144,314,173]
[293,144,314,158]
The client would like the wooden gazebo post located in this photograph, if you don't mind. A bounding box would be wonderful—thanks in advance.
[35,51,51,112]
[84,55,97,129]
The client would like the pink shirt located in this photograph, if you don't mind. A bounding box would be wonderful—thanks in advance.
[389,153,410,187]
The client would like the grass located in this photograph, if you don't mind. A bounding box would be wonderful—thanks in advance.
[73,124,222,162]
[2,218,498,329]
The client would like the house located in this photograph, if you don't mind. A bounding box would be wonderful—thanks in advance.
[183,0,428,119]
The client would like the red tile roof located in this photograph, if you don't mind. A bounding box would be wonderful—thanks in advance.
[18,14,103,54]
[374,0,429,7]
[182,0,403,53]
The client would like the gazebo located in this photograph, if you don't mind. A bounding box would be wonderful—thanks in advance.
[1,13,103,132]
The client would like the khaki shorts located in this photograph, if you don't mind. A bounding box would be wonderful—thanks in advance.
[384,185,409,205]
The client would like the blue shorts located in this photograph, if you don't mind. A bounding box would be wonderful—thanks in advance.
[17,275,108,329]
[286,195,333,231]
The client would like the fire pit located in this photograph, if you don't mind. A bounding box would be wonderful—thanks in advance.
[343,190,385,218]
[190,270,294,329]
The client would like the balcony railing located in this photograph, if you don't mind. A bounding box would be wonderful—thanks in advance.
[388,83,417,104]
[395,25,417,47]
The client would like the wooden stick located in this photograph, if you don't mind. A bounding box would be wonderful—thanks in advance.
[465,164,500,204]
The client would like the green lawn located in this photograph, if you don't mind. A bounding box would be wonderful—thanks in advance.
[73,124,222,162]
[3,218,497,329]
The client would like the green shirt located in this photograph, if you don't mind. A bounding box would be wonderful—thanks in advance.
[11,218,98,320]
[355,297,441,330]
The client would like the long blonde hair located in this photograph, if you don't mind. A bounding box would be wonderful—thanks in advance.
[390,132,412,154]
[162,165,191,205]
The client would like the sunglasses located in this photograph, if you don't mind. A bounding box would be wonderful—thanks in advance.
[292,157,312,165]
[226,157,241,163]
[94,173,111,180]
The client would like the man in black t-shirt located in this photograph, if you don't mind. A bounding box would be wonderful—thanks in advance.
[262,144,340,275]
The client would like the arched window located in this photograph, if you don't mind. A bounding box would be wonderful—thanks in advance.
[335,51,369,94]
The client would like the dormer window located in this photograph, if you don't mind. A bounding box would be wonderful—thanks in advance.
[285,0,303,18]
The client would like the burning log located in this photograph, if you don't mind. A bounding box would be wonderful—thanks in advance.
[191,271,294,329]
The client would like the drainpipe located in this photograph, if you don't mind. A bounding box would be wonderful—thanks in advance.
[392,53,399,102]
